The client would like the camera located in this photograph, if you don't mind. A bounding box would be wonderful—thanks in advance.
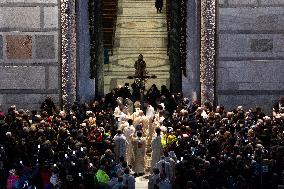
[124,83,129,88]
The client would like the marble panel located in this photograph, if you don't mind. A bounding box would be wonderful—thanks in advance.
[228,0,257,5]
[219,34,284,57]
[0,66,45,89]
[0,35,2,59]
[219,7,284,31]
[0,7,40,28]
[44,7,59,28]
[35,35,55,59]
[6,35,32,59]
[48,66,58,89]
[217,94,279,114]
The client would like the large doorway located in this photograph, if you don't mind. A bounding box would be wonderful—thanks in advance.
[87,0,189,98]
[103,0,171,95]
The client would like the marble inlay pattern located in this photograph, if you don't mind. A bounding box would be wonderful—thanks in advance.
[6,35,32,59]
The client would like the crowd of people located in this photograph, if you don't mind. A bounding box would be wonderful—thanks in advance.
[0,84,283,189]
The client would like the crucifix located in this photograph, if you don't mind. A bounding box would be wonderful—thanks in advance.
[127,54,157,101]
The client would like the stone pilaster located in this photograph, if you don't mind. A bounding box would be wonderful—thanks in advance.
[61,0,77,111]
[183,0,201,101]
[77,0,95,103]
[200,0,217,105]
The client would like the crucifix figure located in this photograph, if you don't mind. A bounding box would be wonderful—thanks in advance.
[128,54,156,101]
[134,54,147,77]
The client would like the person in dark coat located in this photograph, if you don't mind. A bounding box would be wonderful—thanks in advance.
[134,54,147,77]
[40,96,56,116]
[273,96,284,115]
[155,0,163,13]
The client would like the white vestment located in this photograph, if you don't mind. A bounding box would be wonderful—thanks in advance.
[130,110,140,121]
[119,121,129,132]
[158,178,172,189]
[107,177,118,189]
[164,157,176,182]
[123,174,135,189]
[146,105,155,119]
[155,159,173,182]
[134,115,149,136]
[146,105,155,144]
[123,125,136,166]
[148,174,160,189]
[151,135,164,169]
[114,106,122,117]
[113,133,128,161]
[132,136,146,173]
[153,113,165,129]
[113,182,125,189]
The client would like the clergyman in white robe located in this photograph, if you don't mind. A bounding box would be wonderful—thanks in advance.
[113,130,128,162]
[132,132,146,174]
[151,128,164,169]
[145,102,155,144]
[155,157,173,184]
[123,168,135,189]
[148,168,161,189]
[123,120,136,166]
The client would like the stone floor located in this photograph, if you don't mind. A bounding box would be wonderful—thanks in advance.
[130,145,152,188]
[135,174,150,189]
[104,0,170,94]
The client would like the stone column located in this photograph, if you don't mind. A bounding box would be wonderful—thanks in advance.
[200,0,216,105]
[61,0,77,111]
[77,0,95,103]
[183,0,200,101]
[94,0,105,98]
[169,1,182,93]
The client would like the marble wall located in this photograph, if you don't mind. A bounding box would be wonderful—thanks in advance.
[0,0,59,111]
[217,0,284,114]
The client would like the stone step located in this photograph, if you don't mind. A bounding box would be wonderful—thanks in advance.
[115,30,167,35]
[112,49,167,55]
[110,53,168,59]
[111,47,168,57]
[115,30,167,36]
[120,2,156,8]
[120,7,165,16]
[116,37,167,48]
[113,46,167,51]
[118,34,168,38]
[115,26,167,33]
[118,15,165,20]
[116,20,167,31]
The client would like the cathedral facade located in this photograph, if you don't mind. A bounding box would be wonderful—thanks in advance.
[0,0,283,113]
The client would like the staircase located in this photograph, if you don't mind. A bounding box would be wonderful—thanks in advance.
[104,0,170,94]
[101,0,118,53]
